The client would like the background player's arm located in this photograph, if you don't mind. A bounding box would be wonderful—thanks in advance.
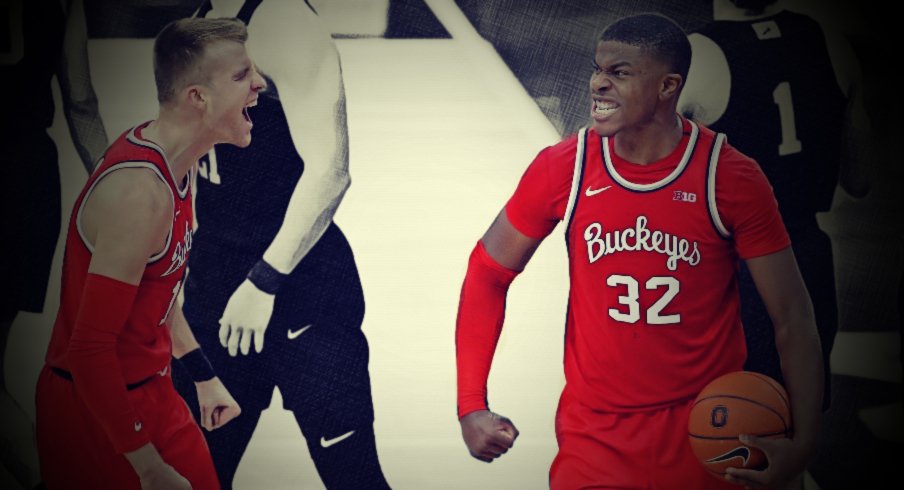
[217,1,348,356]
[70,168,188,488]
[169,303,241,431]
[58,0,108,172]
[823,26,871,198]
[255,1,349,270]
[677,33,729,125]
[726,247,823,487]
[457,210,542,462]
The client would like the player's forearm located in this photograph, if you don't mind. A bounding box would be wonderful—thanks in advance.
[124,443,166,477]
[261,166,349,274]
[774,307,823,455]
[168,302,200,359]
[456,241,519,418]
[62,100,109,172]
[67,274,151,453]
[59,0,108,171]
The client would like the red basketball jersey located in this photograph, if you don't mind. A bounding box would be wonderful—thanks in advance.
[506,117,789,412]
[46,123,193,381]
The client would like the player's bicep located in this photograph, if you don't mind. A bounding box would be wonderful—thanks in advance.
[84,171,171,284]
[481,210,543,272]
[745,247,814,331]
[252,5,344,179]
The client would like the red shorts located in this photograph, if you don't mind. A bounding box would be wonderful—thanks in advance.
[550,388,738,490]
[36,365,219,490]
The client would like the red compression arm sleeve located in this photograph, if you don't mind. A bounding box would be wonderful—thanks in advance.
[456,241,519,419]
[67,273,151,453]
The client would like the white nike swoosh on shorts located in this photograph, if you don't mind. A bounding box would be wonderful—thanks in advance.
[287,324,313,340]
[320,430,355,448]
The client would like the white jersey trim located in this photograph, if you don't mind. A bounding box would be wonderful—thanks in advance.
[126,126,190,199]
[76,161,176,264]
[602,118,700,192]
[706,133,731,238]
[563,128,588,230]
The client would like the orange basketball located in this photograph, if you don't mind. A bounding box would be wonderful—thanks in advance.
[687,371,792,479]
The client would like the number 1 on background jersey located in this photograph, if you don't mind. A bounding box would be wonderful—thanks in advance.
[773,81,802,156]
[198,148,222,184]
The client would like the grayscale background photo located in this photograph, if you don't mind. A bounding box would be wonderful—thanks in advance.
[2,0,900,488]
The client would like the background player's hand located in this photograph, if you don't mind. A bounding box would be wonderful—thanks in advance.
[724,434,808,489]
[195,377,242,431]
[219,279,275,356]
[125,443,192,489]
[459,409,519,463]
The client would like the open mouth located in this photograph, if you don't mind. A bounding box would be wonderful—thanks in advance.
[592,99,618,118]
[243,99,258,126]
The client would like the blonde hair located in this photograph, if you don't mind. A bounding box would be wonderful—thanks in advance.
[153,17,248,104]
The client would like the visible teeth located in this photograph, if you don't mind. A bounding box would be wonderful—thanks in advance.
[594,101,617,115]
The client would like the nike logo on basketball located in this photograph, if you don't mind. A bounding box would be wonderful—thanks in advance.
[287,324,312,340]
[705,446,750,466]
[585,185,612,197]
[320,430,355,448]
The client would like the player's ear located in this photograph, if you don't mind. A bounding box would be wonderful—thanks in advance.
[186,85,207,109]
[660,74,682,100]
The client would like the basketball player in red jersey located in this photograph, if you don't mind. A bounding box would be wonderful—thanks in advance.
[35,17,265,489]
[456,13,823,490]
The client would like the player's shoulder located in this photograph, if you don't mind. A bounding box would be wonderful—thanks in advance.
[83,165,173,244]
[715,137,767,183]
[251,0,323,42]
[102,126,160,165]
[91,166,171,214]
[541,130,584,162]
[774,9,822,31]
[249,0,334,78]
[526,131,584,175]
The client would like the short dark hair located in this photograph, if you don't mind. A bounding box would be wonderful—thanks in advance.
[153,17,248,104]
[599,14,691,85]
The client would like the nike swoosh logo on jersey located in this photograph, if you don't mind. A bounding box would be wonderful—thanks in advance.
[134,421,143,432]
[287,324,312,340]
[320,430,355,448]
[705,446,750,466]
[585,185,612,197]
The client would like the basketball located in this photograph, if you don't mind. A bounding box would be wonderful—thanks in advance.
[687,371,792,478]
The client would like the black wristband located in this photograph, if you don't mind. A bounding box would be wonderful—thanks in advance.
[178,348,216,382]
[247,259,287,295]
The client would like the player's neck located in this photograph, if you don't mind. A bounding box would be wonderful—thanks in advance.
[142,115,209,182]
[612,113,683,165]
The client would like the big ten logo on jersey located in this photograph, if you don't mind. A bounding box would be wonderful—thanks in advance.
[673,190,697,203]
[1,0,24,65]
[198,148,222,184]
